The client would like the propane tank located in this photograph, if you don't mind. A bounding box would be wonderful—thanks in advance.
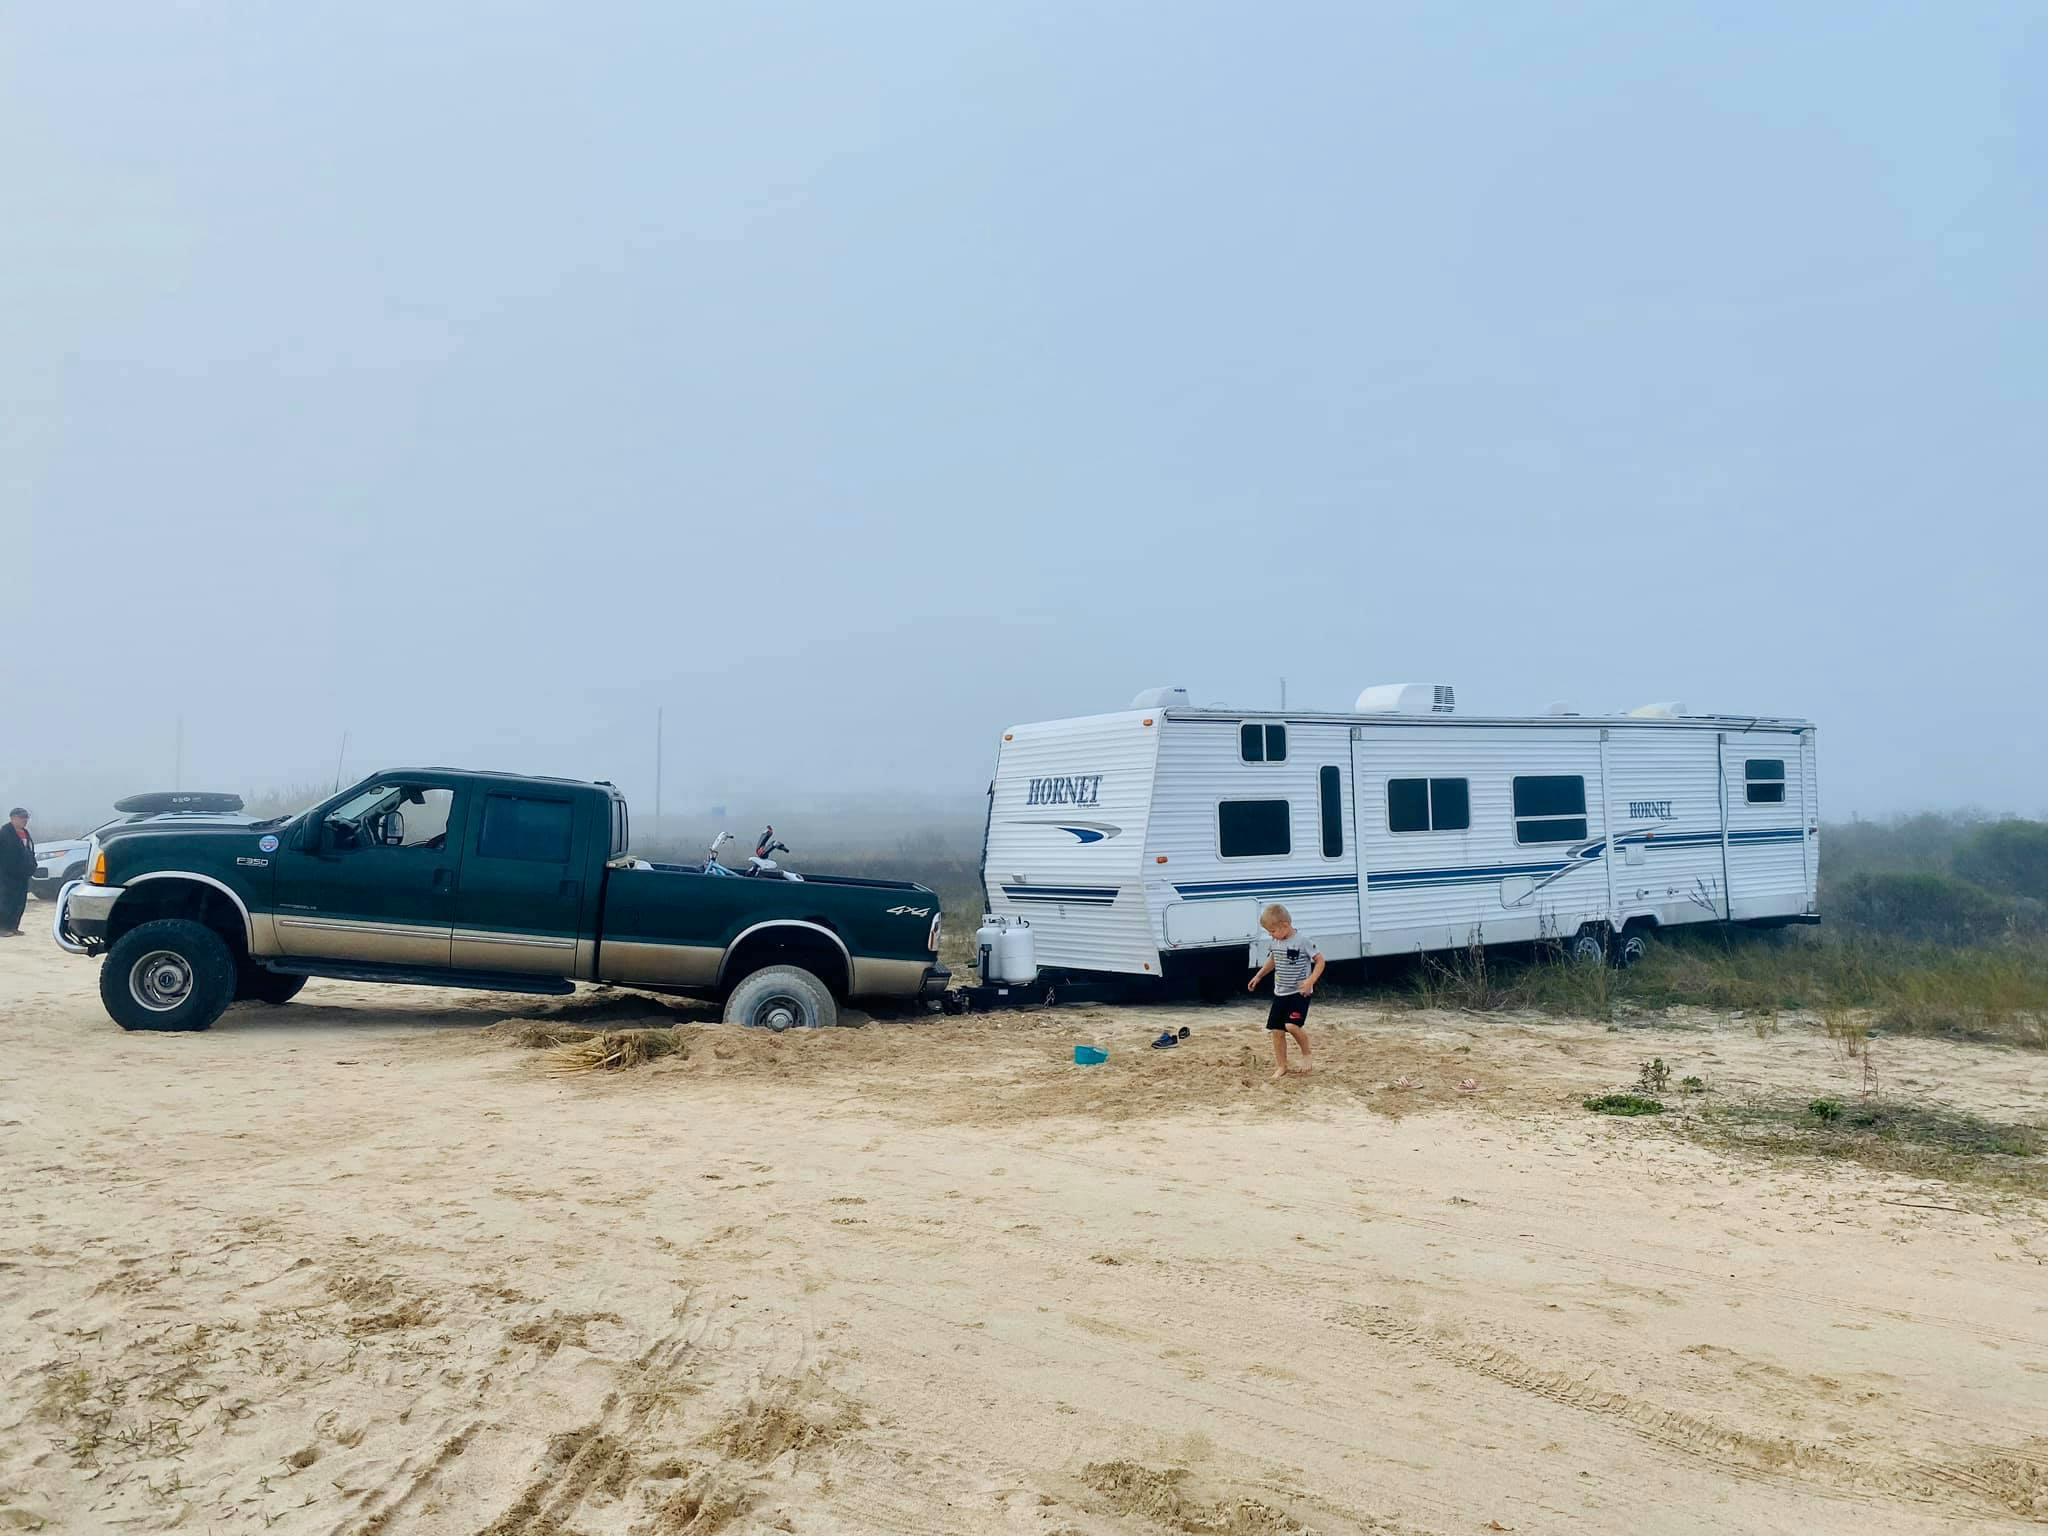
[974,916,1007,985]
[995,919,1038,985]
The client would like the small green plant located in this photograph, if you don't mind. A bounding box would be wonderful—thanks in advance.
[1585,1093,1664,1116]
[1636,1057,1672,1094]
[1808,1097,1844,1123]
[1749,1010,1781,1040]
[1679,1075,1705,1094]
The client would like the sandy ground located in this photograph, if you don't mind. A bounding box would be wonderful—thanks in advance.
[2,933,2046,1536]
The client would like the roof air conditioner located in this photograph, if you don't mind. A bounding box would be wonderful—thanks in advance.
[1355,683,1456,715]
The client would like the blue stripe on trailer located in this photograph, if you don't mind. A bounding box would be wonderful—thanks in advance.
[1163,826,1811,902]
[1002,885,1117,906]
[1172,874,1359,897]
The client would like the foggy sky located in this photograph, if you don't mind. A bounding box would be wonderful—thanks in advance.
[7,2,2044,827]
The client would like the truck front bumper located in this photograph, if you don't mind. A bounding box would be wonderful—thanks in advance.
[52,880,120,954]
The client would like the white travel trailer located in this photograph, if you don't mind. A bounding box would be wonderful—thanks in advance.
[978,686,1818,986]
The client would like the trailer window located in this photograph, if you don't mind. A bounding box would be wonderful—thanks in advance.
[1512,776,1587,844]
[1318,767,1343,857]
[1745,759,1786,804]
[1238,723,1287,763]
[1387,777,1470,833]
[1219,799,1291,858]
[479,794,575,864]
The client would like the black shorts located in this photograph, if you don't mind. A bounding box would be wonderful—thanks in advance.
[1266,994,1311,1031]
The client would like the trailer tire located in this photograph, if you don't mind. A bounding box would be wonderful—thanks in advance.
[1568,927,1608,966]
[1614,930,1650,969]
[724,965,837,1032]
[102,919,235,1033]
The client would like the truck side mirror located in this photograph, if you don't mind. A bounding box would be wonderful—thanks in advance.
[298,818,327,854]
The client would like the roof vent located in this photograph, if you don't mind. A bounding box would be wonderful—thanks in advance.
[1355,683,1455,715]
[1626,701,1686,719]
[1130,686,1191,710]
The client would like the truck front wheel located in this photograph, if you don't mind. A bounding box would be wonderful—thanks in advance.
[724,965,837,1032]
[102,918,236,1033]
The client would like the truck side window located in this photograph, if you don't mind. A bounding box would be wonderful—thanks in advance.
[479,795,574,863]
[325,783,453,852]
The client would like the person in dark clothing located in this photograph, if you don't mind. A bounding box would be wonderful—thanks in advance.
[0,808,33,937]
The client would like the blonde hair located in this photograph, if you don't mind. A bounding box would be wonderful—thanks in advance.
[1260,903,1291,930]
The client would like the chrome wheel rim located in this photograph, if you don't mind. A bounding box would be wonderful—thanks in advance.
[130,950,194,1012]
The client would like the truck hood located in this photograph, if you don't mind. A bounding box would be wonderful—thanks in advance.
[99,819,259,844]
[96,819,285,886]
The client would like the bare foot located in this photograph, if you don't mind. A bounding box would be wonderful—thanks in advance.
[1291,1063,1313,1076]
[1270,1067,1289,1081]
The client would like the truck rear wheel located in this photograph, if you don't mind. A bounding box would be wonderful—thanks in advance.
[102,918,235,1033]
[724,965,837,1032]
[236,966,308,1006]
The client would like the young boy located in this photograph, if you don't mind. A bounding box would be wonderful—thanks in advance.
[1247,903,1322,1079]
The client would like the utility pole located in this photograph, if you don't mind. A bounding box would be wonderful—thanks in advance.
[655,708,664,825]
[334,730,350,792]
[1280,677,1287,710]
[174,717,184,789]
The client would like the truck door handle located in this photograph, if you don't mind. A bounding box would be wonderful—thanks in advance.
[433,867,455,893]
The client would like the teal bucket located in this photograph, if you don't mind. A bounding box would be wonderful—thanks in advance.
[1073,1045,1107,1066]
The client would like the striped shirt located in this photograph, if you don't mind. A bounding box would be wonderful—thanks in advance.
[1267,934,1322,996]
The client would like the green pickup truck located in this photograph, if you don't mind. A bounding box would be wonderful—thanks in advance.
[51,767,948,1034]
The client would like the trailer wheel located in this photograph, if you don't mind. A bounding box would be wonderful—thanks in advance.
[1614,929,1650,969]
[1568,927,1608,966]
[724,965,837,1032]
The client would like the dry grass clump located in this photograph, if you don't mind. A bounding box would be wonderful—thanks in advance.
[490,1020,599,1050]
[1081,1461,1301,1534]
[547,1028,687,1074]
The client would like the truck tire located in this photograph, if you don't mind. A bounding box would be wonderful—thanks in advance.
[236,966,308,1006]
[102,918,236,1033]
[724,965,837,1032]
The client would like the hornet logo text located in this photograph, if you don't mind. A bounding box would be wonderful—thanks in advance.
[1025,774,1104,807]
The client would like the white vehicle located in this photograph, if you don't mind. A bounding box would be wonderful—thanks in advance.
[32,792,249,902]
[978,685,1818,987]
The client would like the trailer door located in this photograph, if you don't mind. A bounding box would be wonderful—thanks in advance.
[1800,729,1819,915]
[1720,733,1810,922]
[1349,729,1373,953]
